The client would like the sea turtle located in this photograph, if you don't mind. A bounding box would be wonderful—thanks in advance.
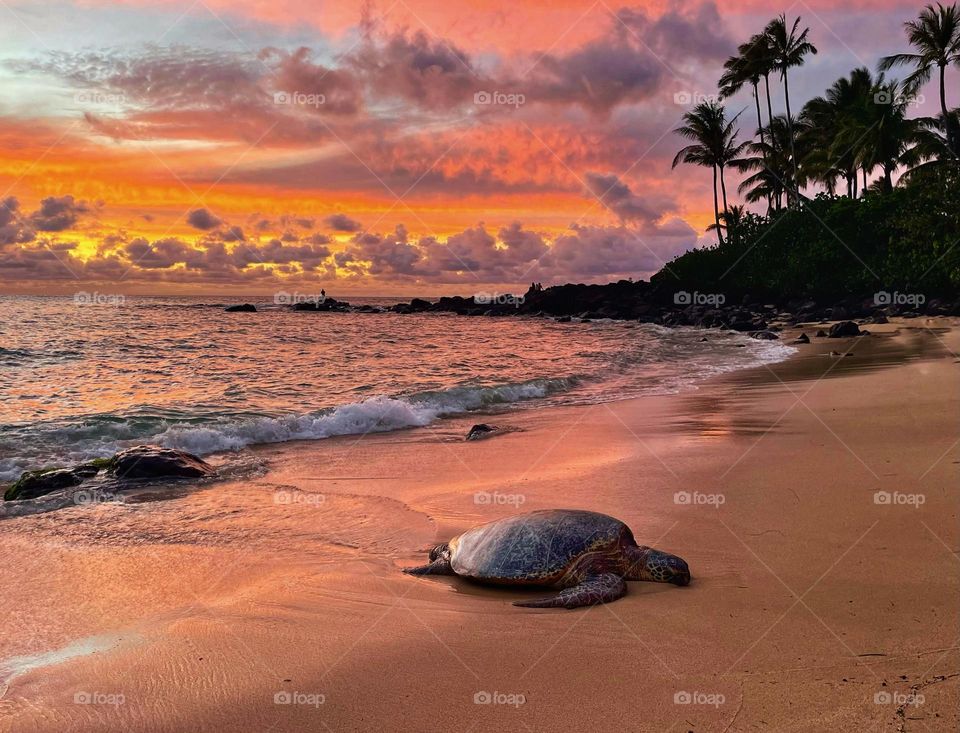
[403,509,690,608]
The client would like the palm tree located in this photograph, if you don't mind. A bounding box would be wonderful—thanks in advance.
[765,15,818,204]
[856,78,921,192]
[672,101,749,245]
[879,2,960,155]
[901,110,960,180]
[735,115,794,212]
[706,205,748,246]
[719,38,773,149]
[799,68,877,197]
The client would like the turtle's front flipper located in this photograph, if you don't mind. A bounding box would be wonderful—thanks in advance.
[402,557,454,575]
[403,545,454,576]
[513,573,626,609]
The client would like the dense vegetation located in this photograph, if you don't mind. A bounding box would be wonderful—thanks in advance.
[660,5,960,300]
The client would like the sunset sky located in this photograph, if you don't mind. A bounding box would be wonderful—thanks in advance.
[0,0,937,295]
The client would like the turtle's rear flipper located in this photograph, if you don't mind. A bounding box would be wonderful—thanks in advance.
[402,557,454,576]
[514,573,626,609]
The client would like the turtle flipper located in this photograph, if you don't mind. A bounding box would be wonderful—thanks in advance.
[513,573,626,609]
[402,557,454,575]
[403,544,454,576]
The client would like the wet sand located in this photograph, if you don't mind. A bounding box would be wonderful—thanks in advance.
[1,318,958,732]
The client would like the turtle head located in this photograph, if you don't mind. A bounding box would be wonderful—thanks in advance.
[631,547,690,586]
[429,543,449,561]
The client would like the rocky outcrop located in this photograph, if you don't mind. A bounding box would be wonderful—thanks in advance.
[828,321,862,338]
[111,446,215,480]
[225,303,257,312]
[4,446,215,501]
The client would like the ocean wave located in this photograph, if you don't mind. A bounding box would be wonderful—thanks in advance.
[0,378,575,481]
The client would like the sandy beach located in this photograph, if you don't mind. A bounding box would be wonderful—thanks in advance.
[1,317,957,733]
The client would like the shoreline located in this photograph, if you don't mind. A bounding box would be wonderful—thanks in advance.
[0,317,957,731]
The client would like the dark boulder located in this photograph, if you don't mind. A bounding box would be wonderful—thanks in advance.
[748,330,779,340]
[828,321,862,338]
[555,315,572,323]
[466,424,498,441]
[112,446,214,480]
[793,332,810,344]
[4,465,99,501]
[225,303,257,312]
[870,313,889,324]
[815,330,828,337]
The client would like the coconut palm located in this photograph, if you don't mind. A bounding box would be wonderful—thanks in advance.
[719,36,776,149]
[734,115,795,212]
[764,15,818,203]
[706,205,749,246]
[855,78,921,192]
[901,110,960,180]
[672,101,749,245]
[799,68,877,197]
[879,2,960,154]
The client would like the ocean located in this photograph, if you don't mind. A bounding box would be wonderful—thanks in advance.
[0,295,795,482]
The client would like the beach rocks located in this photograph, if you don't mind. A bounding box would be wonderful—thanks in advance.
[3,464,100,501]
[225,303,257,312]
[4,446,214,501]
[793,332,810,344]
[828,321,862,338]
[748,330,779,340]
[466,424,498,441]
[112,446,214,480]
[815,330,828,337]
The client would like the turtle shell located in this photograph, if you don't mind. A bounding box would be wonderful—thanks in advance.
[449,509,631,584]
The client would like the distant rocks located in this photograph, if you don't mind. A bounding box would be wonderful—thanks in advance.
[792,332,810,344]
[292,298,349,312]
[748,330,779,340]
[828,321,862,338]
[225,303,257,312]
[4,446,214,501]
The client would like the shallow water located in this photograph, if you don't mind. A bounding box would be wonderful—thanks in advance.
[0,295,794,480]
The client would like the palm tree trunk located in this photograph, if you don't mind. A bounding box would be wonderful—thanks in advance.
[862,168,867,196]
[782,69,798,207]
[753,82,765,147]
[712,166,724,246]
[752,81,773,213]
[939,63,957,155]
[763,74,774,132]
[719,165,730,216]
